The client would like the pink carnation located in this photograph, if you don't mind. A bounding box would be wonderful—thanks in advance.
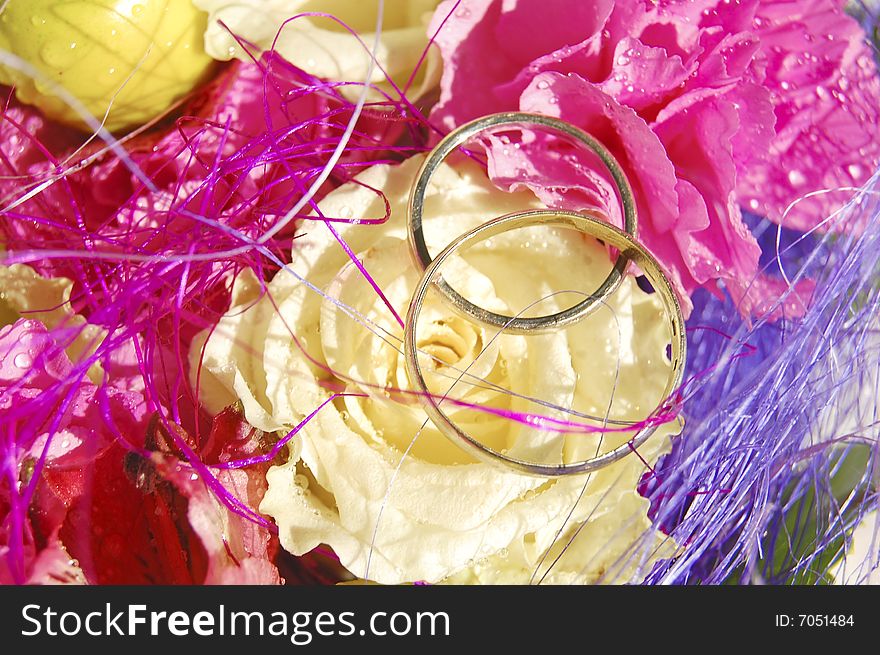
[428,0,880,316]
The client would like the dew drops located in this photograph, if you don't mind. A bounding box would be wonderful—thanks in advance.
[748,198,760,211]
[536,80,549,90]
[14,353,32,369]
[787,170,807,187]
[131,4,144,15]
[40,44,68,68]
[815,85,828,100]
[847,164,864,180]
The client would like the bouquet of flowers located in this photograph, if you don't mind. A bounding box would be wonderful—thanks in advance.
[1,0,879,586]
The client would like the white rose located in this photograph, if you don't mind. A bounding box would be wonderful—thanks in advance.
[192,155,681,584]
[194,0,442,100]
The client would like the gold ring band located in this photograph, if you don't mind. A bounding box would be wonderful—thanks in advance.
[407,112,638,334]
[404,208,685,477]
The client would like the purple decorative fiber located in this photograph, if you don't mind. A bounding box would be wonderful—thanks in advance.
[641,185,880,584]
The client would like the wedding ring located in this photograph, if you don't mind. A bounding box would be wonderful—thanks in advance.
[407,112,637,334]
[404,208,685,477]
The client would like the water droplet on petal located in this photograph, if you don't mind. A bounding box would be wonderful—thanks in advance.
[847,164,864,180]
[40,44,67,68]
[14,353,32,369]
[787,170,806,187]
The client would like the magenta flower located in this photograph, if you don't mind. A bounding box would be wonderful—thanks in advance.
[0,319,147,583]
[428,0,880,316]
[0,319,280,584]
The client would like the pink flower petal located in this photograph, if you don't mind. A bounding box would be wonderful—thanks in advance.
[739,0,880,229]
[427,0,880,318]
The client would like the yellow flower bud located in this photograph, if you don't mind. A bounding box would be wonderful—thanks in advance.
[0,0,215,132]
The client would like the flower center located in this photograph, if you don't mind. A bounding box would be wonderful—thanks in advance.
[416,315,481,371]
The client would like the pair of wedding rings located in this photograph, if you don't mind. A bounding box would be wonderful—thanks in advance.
[402,112,686,477]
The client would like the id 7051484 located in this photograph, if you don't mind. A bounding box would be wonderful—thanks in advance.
[775,614,855,628]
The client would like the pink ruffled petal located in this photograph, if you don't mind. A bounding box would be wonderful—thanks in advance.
[598,37,690,113]
[739,0,880,229]
[513,73,706,313]
[725,272,817,321]
[427,0,880,319]
[654,95,762,287]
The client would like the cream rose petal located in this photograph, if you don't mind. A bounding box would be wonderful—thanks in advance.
[194,155,682,584]
[195,0,442,100]
[0,264,104,381]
